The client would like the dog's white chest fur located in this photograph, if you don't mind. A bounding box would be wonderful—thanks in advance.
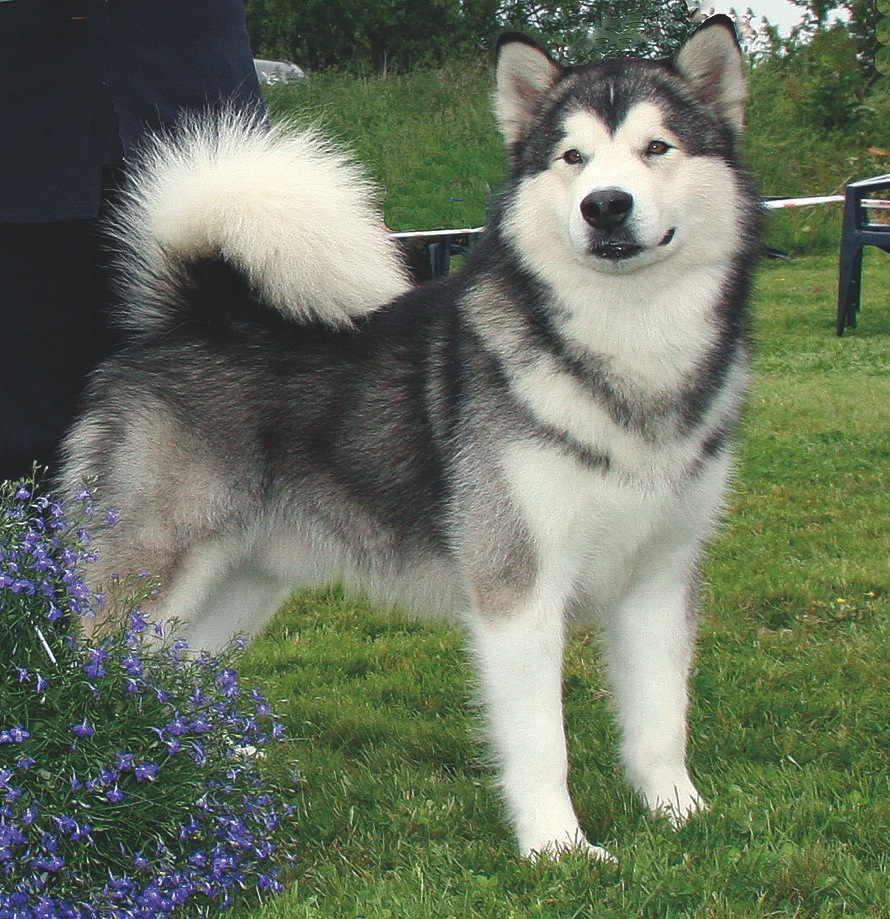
[500,436,730,612]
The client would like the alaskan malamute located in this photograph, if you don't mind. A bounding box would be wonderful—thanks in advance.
[61,16,762,859]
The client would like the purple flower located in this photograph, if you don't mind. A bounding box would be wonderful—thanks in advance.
[30,853,65,873]
[258,872,284,892]
[164,717,190,737]
[82,647,108,679]
[22,804,40,825]
[1,483,294,915]
[217,669,238,689]
[121,652,144,676]
[0,724,30,744]
[188,850,209,868]
[134,762,159,782]
[0,823,27,847]
[71,822,93,843]
[71,720,95,738]
[39,831,59,853]
[178,817,201,840]
[108,874,136,896]
[128,609,149,634]
[53,815,79,836]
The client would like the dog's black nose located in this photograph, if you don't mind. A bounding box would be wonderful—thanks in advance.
[581,189,633,230]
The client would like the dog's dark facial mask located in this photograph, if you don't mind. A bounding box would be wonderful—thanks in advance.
[494,16,746,151]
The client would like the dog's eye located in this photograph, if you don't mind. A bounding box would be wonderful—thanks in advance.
[646,140,671,156]
[562,149,584,165]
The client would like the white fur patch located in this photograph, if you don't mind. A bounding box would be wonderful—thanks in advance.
[112,111,410,329]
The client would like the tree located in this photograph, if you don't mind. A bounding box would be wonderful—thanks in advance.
[787,0,880,86]
[496,0,695,61]
[244,0,699,71]
[246,0,484,71]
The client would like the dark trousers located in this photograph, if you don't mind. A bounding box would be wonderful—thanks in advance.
[0,215,116,482]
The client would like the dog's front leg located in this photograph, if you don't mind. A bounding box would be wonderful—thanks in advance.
[604,556,706,825]
[468,598,612,861]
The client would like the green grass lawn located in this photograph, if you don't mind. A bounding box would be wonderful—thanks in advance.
[219,69,890,918]
[229,249,889,919]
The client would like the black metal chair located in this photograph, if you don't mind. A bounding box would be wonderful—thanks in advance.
[394,228,484,283]
[836,174,890,336]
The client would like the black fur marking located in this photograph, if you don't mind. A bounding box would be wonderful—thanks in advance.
[506,53,742,182]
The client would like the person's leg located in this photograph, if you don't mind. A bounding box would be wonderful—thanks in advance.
[0,219,106,481]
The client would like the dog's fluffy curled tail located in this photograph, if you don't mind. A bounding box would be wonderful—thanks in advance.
[109,110,410,331]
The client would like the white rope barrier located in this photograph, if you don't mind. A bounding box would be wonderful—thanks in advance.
[390,226,485,239]
[763,196,890,210]
[387,195,890,239]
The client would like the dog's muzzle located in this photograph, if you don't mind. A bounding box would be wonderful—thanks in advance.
[581,189,676,262]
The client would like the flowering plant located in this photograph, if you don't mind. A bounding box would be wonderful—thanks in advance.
[0,478,297,918]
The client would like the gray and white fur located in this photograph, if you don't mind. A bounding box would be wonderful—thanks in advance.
[60,16,762,860]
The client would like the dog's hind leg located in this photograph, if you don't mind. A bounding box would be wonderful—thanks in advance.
[158,539,291,652]
[468,594,613,861]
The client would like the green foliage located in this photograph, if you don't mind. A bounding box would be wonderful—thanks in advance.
[744,22,888,253]
[756,24,870,133]
[245,0,482,72]
[244,0,695,72]
[491,0,694,60]
[787,0,881,85]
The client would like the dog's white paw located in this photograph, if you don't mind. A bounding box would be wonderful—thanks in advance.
[522,829,617,865]
[644,777,707,827]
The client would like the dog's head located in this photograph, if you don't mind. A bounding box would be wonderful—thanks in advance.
[494,17,750,276]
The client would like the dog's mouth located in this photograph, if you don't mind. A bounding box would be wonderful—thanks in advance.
[590,240,643,261]
[659,227,676,247]
[590,227,676,262]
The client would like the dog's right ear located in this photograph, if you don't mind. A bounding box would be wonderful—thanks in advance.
[494,34,563,146]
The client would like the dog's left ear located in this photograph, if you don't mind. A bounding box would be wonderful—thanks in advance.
[495,33,563,146]
[672,14,747,132]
